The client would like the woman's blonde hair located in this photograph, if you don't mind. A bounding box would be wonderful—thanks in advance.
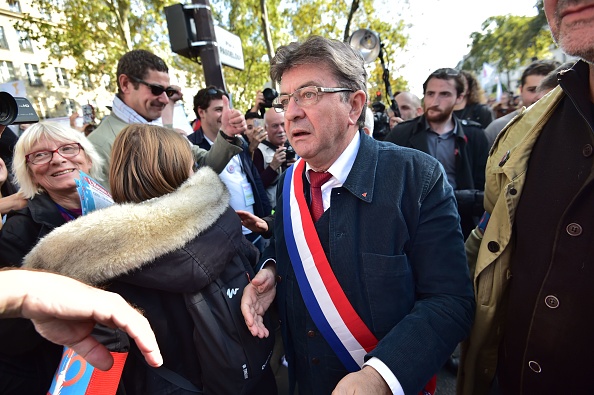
[13,121,104,199]
[109,124,194,203]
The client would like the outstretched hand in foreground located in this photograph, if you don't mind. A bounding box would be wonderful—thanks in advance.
[0,269,163,371]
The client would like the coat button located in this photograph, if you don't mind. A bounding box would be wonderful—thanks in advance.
[311,357,320,365]
[487,241,500,252]
[528,360,542,373]
[307,330,316,338]
[509,187,517,195]
[545,295,560,309]
[566,223,582,236]
[583,144,593,157]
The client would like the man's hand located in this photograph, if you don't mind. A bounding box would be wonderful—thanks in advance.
[332,366,392,395]
[221,95,246,136]
[245,125,266,154]
[389,116,404,129]
[270,146,287,171]
[161,85,182,128]
[0,270,163,371]
[0,191,27,215]
[236,210,269,233]
[241,265,276,338]
[250,90,265,113]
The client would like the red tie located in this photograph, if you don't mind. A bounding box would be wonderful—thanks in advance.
[309,170,333,222]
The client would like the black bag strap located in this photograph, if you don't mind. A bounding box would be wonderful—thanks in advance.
[132,347,202,393]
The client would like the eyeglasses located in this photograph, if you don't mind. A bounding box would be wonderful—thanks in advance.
[128,75,178,98]
[430,68,460,77]
[272,86,354,113]
[26,143,83,165]
[206,88,226,96]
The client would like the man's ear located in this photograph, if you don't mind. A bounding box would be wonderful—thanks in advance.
[119,74,134,94]
[348,90,367,126]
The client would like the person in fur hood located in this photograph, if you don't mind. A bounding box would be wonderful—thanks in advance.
[23,125,276,394]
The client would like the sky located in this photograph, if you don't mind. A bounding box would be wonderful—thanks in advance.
[393,0,541,97]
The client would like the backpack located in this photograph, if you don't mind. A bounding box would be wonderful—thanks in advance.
[183,252,275,394]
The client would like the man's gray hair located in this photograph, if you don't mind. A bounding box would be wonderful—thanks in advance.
[270,36,367,125]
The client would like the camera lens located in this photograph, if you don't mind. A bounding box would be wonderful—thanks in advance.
[0,92,17,126]
[262,88,279,109]
[263,88,278,101]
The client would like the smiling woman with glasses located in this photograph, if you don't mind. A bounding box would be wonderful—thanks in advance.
[128,75,179,98]
[0,121,105,393]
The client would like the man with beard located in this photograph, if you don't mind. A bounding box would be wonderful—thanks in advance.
[385,68,489,238]
[89,50,243,188]
[458,1,594,394]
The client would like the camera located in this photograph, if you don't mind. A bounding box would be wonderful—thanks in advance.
[373,110,390,140]
[0,92,39,126]
[284,142,296,162]
[261,88,279,109]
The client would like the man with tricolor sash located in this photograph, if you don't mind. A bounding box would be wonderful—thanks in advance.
[240,36,474,395]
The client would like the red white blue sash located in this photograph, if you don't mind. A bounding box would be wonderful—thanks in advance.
[282,159,378,371]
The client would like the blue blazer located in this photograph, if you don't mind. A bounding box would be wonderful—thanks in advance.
[266,131,474,394]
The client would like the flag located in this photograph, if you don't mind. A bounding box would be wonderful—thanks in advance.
[495,76,503,102]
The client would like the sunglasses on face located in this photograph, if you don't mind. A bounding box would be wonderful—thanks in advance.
[128,75,178,98]
[206,88,226,96]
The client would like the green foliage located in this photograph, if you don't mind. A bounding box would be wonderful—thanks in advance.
[16,0,180,92]
[462,1,554,75]
[18,0,408,112]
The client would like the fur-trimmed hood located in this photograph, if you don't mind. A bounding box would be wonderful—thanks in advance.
[23,167,230,285]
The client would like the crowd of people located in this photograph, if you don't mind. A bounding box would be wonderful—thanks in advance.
[0,1,592,393]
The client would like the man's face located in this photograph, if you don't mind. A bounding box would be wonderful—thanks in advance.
[520,74,547,107]
[545,0,594,61]
[198,99,224,136]
[395,93,421,121]
[121,69,170,121]
[265,110,286,147]
[246,118,255,133]
[423,78,461,124]
[281,63,362,171]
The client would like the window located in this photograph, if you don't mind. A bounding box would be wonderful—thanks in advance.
[0,27,8,49]
[25,63,42,86]
[0,61,15,82]
[81,74,92,89]
[8,0,21,13]
[17,30,33,52]
[55,67,69,87]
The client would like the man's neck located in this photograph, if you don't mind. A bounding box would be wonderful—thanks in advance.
[428,116,455,135]
[202,126,218,142]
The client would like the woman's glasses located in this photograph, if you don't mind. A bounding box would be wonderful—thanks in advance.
[26,143,84,165]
